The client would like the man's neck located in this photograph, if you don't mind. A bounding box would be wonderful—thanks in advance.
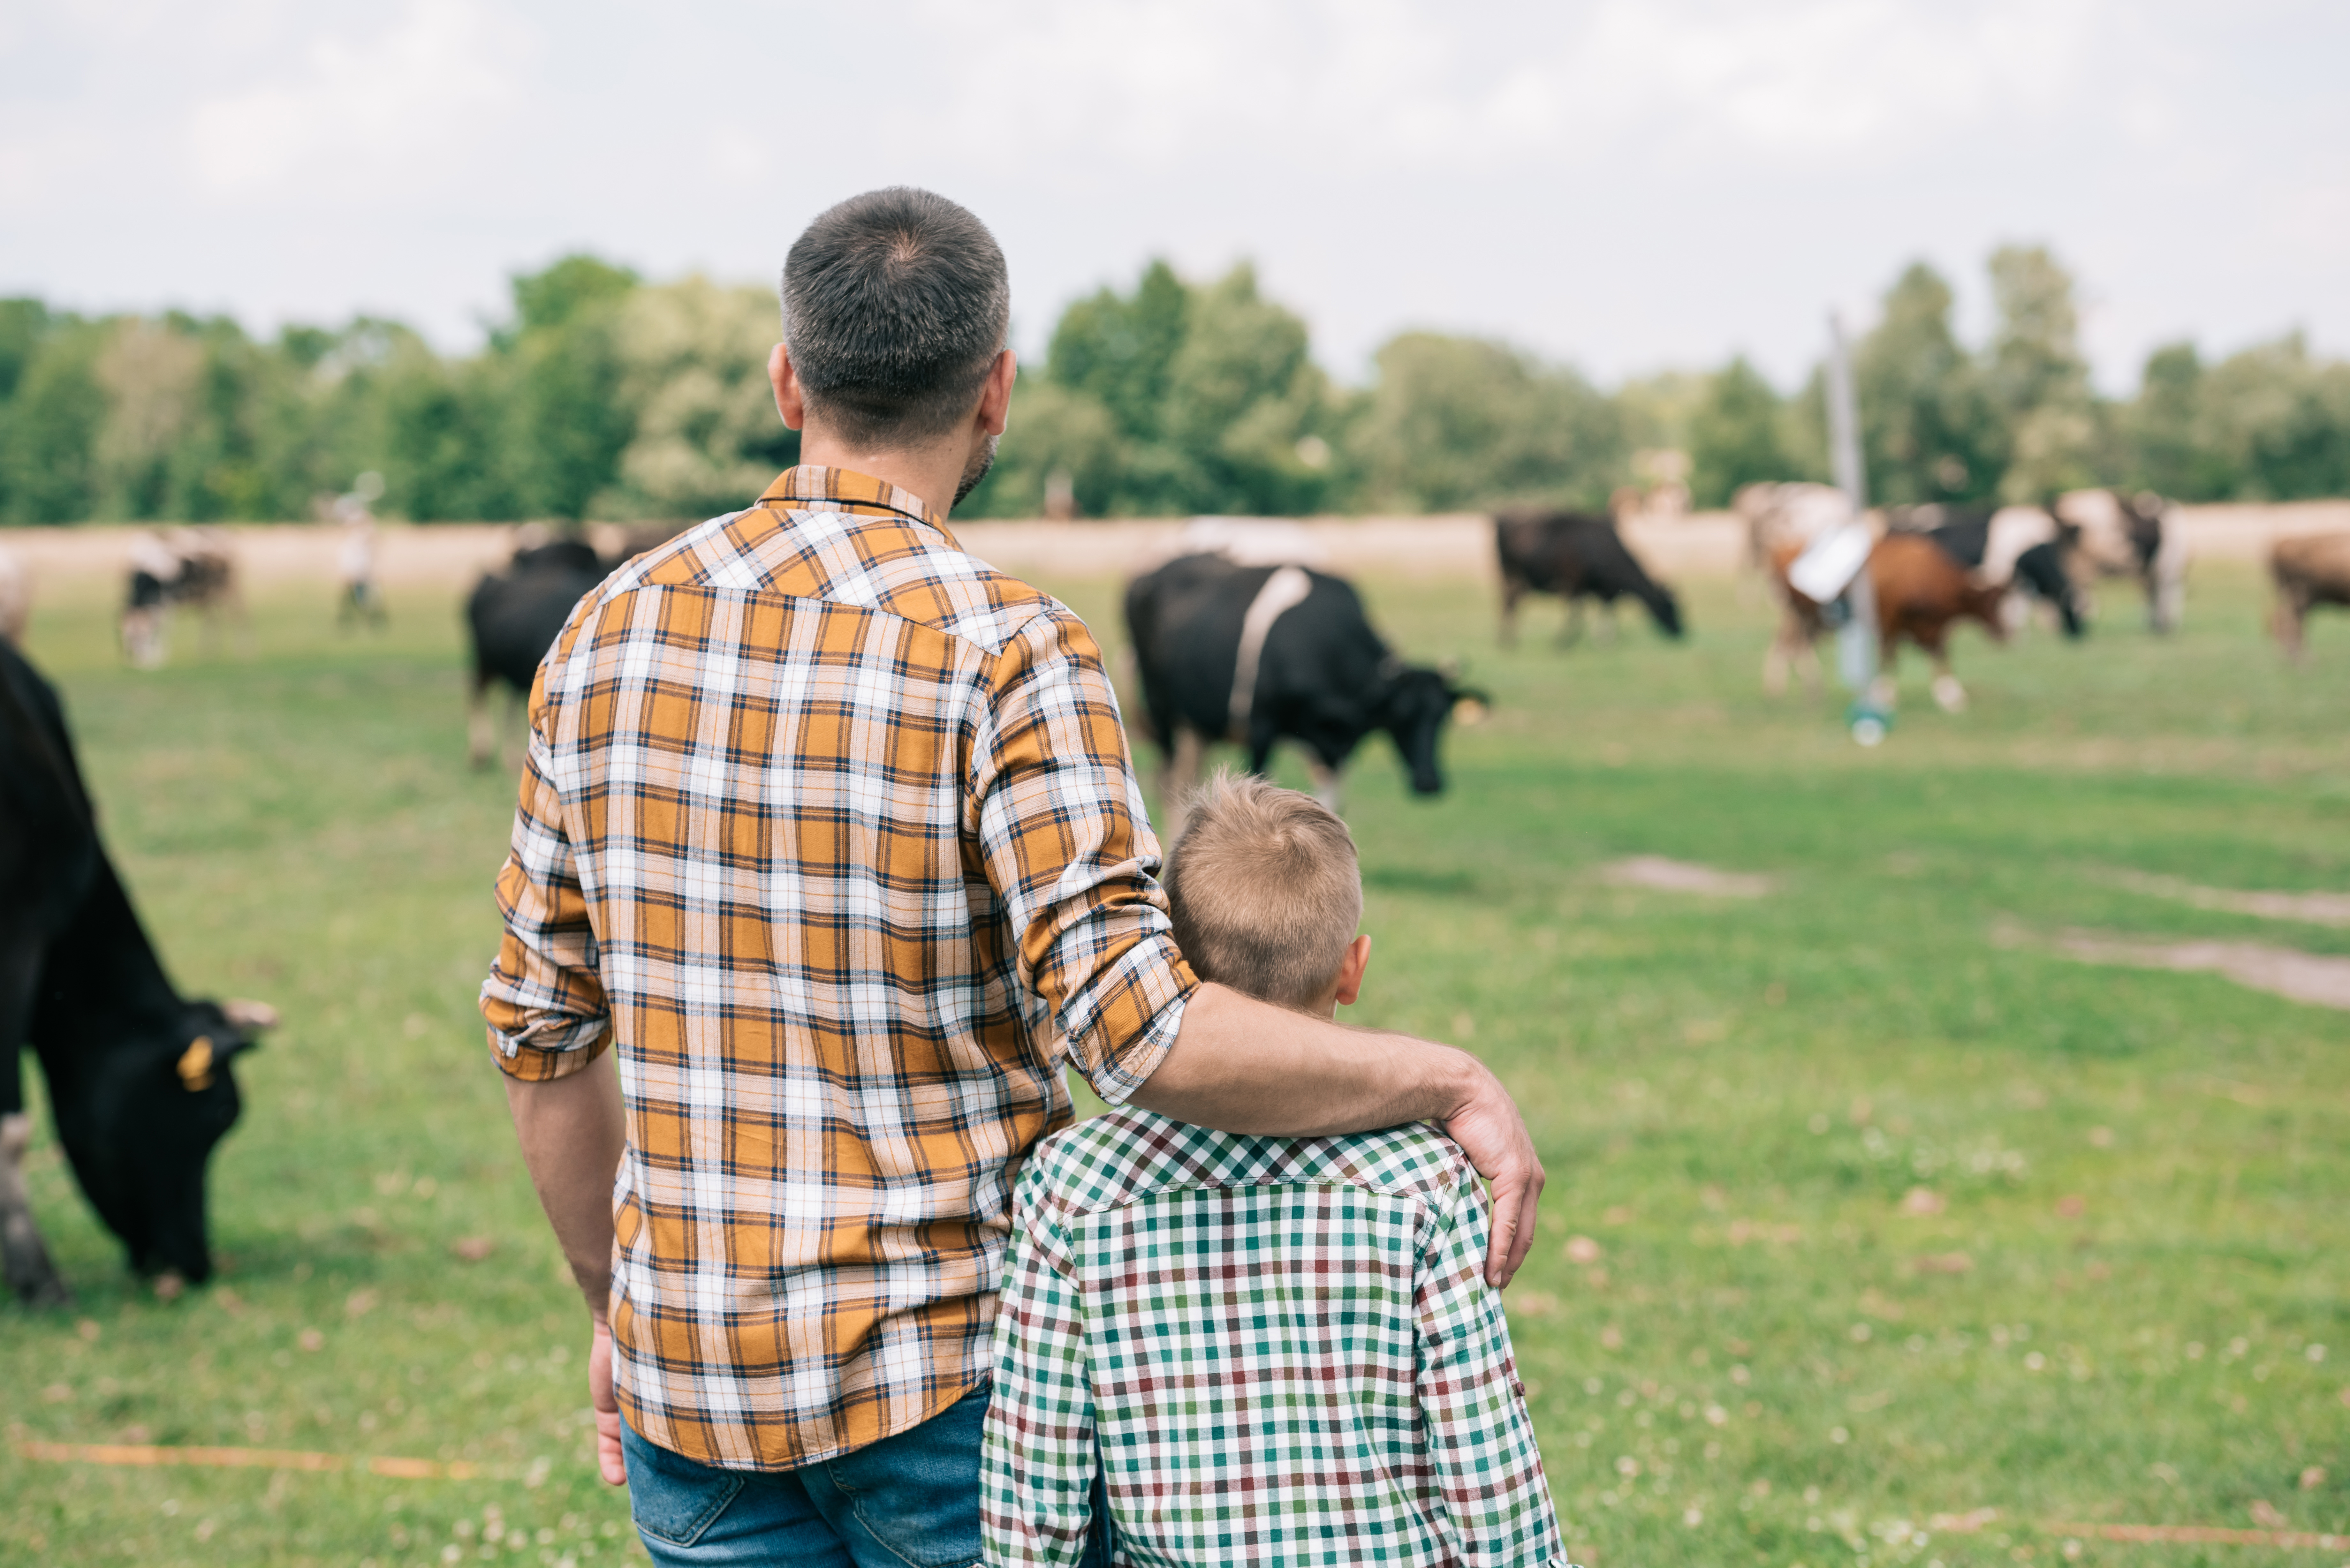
[796,430,966,524]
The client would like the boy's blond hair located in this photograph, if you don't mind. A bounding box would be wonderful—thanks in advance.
[1163,771,1362,1010]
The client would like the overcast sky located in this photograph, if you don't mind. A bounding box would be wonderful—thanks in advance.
[4,0,2344,391]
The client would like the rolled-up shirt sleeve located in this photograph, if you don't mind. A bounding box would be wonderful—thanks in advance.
[972,604,1197,1105]
[480,673,611,1081]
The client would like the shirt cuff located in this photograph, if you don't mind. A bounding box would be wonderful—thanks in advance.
[1078,985,1189,1108]
[485,1015,614,1082]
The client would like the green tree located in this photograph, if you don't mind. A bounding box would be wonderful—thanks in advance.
[1854,263,1996,503]
[502,255,642,520]
[2,322,107,524]
[1346,333,1626,513]
[1161,264,1336,516]
[1985,245,2097,502]
[1687,357,1796,507]
[2196,333,2350,501]
[1047,260,1189,447]
[2124,343,2229,500]
[607,275,798,520]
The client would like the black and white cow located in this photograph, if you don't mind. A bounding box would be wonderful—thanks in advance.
[1,637,275,1305]
[1493,510,1684,646]
[1124,553,1484,839]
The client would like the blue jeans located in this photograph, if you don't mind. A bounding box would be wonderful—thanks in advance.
[622,1384,1112,1567]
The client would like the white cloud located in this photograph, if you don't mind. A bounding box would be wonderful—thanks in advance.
[186,0,534,198]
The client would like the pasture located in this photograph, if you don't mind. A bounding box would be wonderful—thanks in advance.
[4,553,2347,1567]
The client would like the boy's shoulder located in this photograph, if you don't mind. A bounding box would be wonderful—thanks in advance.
[1020,1109,1474,1221]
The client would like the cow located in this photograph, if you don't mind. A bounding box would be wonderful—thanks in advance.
[2053,489,2187,633]
[1,637,276,1305]
[121,529,246,669]
[1493,509,1683,647]
[1124,553,1484,841]
[1770,531,2008,713]
[1888,503,2085,639]
[2269,531,2350,662]
[463,538,610,768]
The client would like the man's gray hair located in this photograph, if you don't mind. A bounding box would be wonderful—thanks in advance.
[781,187,1009,448]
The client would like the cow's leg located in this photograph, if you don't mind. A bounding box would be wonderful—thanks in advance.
[1157,728,1207,847]
[1917,626,1966,712]
[2272,590,2308,663]
[1498,577,1524,648]
[501,689,527,773]
[0,1110,69,1307]
[1305,758,1344,817]
[1558,598,1585,649]
[467,675,495,769]
[1867,632,1899,711]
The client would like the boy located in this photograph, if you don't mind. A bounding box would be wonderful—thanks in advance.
[983,773,1566,1566]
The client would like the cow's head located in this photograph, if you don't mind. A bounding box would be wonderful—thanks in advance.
[1377,661,1490,796]
[87,997,276,1291]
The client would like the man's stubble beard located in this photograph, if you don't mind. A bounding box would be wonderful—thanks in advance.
[953,432,1000,508]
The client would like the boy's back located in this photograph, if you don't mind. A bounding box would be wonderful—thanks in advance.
[984,1106,1562,1566]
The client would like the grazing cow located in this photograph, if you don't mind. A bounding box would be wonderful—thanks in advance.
[463,539,610,768]
[2053,489,2187,633]
[1492,510,1683,646]
[1,637,276,1304]
[1890,503,2085,639]
[121,529,245,669]
[1125,553,1484,840]
[2269,531,2350,662]
[1771,532,2008,713]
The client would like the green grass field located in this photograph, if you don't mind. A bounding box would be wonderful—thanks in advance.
[4,557,2346,1567]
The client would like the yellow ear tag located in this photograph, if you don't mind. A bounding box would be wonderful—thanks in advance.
[1454,698,1490,727]
[177,1036,216,1092]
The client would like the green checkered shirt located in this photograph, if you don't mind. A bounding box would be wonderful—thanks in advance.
[983,1110,1564,1566]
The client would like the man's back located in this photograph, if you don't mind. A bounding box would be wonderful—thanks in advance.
[986,1109,1561,1566]
[483,467,1196,1470]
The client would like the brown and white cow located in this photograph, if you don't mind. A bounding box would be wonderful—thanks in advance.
[1771,532,2009,713]
[2270,531,2350,662]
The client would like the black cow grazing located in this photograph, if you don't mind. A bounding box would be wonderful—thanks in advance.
[1888,503,1998,570]
[2011,538,2086,638]
[1493,510,1683,646]
[1125,554,1484,839]
[1,638,276,1305]
[464,539,610,768]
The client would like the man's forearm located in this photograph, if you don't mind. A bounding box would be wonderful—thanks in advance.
[503,1049,625,1320]
[1127,983,1480,1136]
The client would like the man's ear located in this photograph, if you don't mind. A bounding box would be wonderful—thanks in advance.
[769,343,806,431]
[976,349,1016,438]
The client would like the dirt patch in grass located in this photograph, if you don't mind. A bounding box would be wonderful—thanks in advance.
[2111,869,2350,928]
[2007,923,2350,1010]
[1599,856,1774,898]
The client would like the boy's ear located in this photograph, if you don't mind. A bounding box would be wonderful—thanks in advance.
[1333,934,1374,1008]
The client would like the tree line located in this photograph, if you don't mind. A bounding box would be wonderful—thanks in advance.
[2,246,2345,526]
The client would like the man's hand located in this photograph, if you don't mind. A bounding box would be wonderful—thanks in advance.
[590,1316,626,1486]
[1437,1057,1545,1288]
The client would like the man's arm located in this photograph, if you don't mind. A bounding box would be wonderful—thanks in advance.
[973,606,1544,1287]
[1126,984,1544,1287]
[506,1053,628,1484]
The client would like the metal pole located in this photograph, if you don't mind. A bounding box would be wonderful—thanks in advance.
[1826,311,1888,744]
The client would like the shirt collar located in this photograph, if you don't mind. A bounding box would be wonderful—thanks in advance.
[759,465,959,547]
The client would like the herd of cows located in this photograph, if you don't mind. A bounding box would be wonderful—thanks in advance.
[1,486,2347,1306]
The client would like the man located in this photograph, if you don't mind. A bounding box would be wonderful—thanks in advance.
[482,187,1543,1567]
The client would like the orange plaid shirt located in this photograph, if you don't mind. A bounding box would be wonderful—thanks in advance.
[480,467,1197,1470]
